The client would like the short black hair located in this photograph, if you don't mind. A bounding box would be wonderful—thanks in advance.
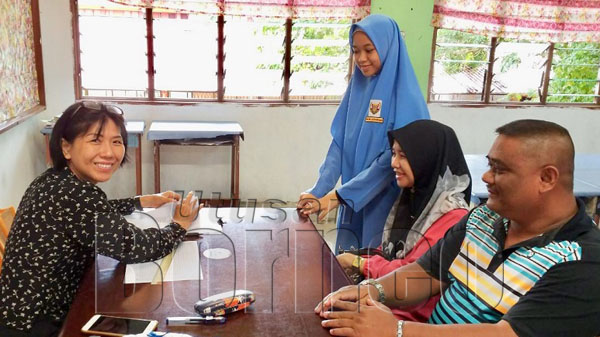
[49,101,129,170]
[496,119,572,140]
[496,119,574,188]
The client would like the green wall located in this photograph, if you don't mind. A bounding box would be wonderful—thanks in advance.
[372,0,435,97]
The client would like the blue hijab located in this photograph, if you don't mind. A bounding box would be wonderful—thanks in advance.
[331,14,430,181]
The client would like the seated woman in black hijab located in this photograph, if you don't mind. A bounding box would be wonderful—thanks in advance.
[336,119,472,322]
[0,101,201,337]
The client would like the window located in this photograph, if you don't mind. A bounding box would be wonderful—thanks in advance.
[223,16,286,100]
[290,20,352,100]
[78,5,147,98]
[74,0,354,103]
[429,28,600,106]
[548,42,600,104]
[153,12,218,99]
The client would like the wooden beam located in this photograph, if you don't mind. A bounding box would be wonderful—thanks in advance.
[541,43,555,105]
[217,15,225,102]
[71,0,82,99]
[427,28,438,103]
[145,8,155,100]
[282,18,292,103]
[483,37,497,103]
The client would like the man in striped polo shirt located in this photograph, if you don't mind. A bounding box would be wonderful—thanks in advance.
[317,119,600,337]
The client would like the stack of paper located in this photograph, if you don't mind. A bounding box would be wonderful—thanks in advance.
[124,241,202,284]
[123,203,222,284]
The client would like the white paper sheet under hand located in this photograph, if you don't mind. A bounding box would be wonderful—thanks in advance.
[125,203,223,234]
[125,241,202,284]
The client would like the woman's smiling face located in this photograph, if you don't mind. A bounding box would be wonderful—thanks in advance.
[61,118,125,184]
[352,31,381,77]
[391,140,414,188]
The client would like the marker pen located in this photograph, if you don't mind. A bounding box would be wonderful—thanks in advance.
[166,316,226,325]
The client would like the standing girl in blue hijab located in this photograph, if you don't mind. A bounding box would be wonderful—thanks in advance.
[298,14,429,252]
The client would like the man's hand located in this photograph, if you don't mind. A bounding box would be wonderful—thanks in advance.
[314,284,378,315]
[320,299,398,337]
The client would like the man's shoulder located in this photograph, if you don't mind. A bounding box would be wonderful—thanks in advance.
[464,204,502,228]
[576,225,600,261]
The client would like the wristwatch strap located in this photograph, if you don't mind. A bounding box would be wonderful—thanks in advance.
[352,255,363,269]
[359,279,385,304]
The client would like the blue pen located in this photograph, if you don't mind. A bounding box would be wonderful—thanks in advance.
[147,332,167,337]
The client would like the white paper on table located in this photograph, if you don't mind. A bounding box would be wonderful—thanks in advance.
[125,203,223,234]
[124,241,203,284]
[164,240,202,281]
[124,257,162,284]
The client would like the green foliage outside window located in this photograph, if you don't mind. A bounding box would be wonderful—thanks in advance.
[435,29,489,74]
[294,45,348,57]
[433,29,600,104]
[261,25,285,35]
[500,52,521,73]
[549,42,600,103]
[256,20,350,90]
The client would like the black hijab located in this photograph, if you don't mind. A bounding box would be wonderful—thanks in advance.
[382,120,472,259]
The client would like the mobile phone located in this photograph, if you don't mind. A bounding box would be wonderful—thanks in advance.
[81,314,158,336]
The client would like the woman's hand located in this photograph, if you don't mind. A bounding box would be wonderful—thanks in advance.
[297,191,340,222]
[337,253,356,270]
[316,191,340,222]
[172,191,203,230]
[139,191,181,208]
[297,192,319,215]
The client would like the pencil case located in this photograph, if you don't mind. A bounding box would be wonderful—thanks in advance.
[194,290,255,316]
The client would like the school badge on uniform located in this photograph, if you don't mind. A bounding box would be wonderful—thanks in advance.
[365,99,383,123]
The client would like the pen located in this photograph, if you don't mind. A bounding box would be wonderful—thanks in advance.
[166,316,226,325]
[147,332,167,337]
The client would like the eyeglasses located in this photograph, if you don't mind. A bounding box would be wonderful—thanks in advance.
[71,101,123,119]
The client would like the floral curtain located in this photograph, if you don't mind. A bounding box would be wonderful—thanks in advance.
[432,0,600,42]
[108,0,370,19]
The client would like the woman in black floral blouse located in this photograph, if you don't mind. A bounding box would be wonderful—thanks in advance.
[0,101,201,337]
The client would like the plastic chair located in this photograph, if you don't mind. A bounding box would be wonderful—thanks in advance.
[0,206,16,274]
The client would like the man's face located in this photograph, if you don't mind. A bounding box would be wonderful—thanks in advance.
[482,135,542,219]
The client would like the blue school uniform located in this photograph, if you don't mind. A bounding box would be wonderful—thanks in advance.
[308,14,430,252]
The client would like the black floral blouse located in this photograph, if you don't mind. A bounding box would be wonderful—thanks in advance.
[0,167,186,332]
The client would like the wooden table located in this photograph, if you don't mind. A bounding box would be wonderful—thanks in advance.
[147,121,244,201]
[42,120,145,195]
[58,208,350,336]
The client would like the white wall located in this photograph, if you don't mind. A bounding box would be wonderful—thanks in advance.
[104,103,336,201]
[1,0,599,208]
[0,0,76,209]
[431,105,600,155]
